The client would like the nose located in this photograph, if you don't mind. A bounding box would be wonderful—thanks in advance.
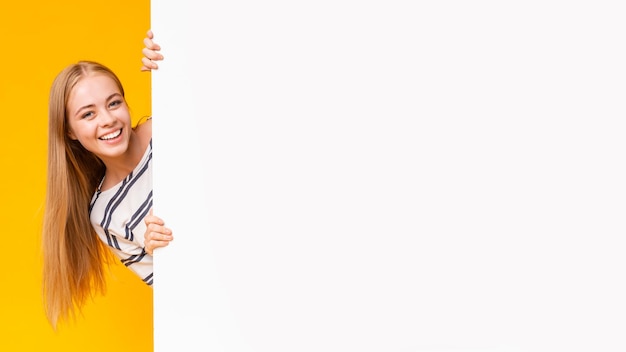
[98,109,116,126]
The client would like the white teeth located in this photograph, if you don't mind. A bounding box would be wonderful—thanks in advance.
[100,129,122,140]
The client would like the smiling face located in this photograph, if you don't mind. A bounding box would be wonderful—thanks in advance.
[66,73,132,162]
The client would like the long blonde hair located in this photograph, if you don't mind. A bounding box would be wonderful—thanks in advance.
[42,61,125,328]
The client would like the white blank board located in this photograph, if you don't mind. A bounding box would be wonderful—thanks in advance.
[152,1,626,351]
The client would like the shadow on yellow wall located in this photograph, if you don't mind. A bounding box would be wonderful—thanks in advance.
[0,1,153,350]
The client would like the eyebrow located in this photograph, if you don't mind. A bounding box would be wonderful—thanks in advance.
[74,93,123,117]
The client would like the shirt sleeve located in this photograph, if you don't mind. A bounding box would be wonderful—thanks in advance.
[92,222,154,286]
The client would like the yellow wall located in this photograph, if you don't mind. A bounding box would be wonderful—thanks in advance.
[0,1,153,350]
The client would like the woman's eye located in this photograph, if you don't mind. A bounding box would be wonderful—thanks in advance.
[109,100,122,108]
[82,111,94,119]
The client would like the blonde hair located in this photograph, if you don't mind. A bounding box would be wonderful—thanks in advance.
[42,61,125,328]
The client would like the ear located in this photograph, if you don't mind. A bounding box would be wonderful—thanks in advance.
[67,129,77,140]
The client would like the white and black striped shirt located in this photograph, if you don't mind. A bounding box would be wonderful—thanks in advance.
[89,140,154,285]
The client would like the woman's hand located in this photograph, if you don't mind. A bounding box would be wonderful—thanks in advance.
[141,29,164,72]
[143,209,173,255]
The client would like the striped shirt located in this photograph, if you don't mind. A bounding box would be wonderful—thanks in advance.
[89,140,154,285]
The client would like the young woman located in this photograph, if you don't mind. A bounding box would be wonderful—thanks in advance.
[42,30,170,327]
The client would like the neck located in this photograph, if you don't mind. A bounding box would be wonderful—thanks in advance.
[100,133,145,190]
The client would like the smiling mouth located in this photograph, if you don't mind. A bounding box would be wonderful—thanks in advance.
[99,129,122,140]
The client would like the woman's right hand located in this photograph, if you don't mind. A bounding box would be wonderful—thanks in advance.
[143,209,173,255]
[141,29,164,72]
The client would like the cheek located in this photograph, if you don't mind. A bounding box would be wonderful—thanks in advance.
[116,107,132,122]
[67,121,95,141]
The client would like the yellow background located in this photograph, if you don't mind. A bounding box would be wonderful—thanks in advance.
[0,0,154,350]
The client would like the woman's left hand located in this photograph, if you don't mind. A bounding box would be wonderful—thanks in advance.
[141,29,164,72]
[143,209,173,255]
